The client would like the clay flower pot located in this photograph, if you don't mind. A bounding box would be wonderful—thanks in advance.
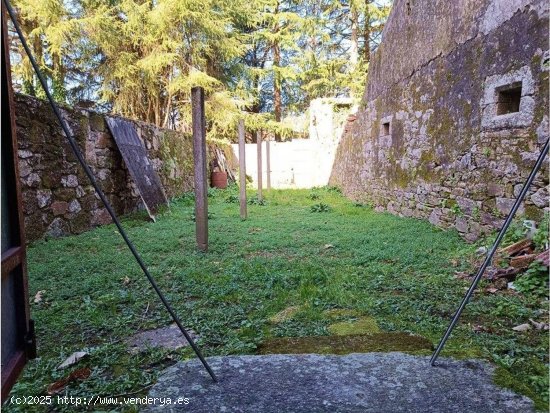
[211,171,228,189]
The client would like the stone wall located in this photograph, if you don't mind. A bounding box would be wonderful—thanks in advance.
[330,0,549,241]
[15,94,235,242]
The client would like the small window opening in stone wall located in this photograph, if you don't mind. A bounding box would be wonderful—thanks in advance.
[496,82,522,115]
[382,122,390,135]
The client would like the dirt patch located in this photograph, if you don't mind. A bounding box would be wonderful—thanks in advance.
[327,316,380,335]
[258,332,434,355]
[126,324,198,354]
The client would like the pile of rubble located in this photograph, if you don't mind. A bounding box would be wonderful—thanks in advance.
[455,239,548,293]
[485,239,549,292]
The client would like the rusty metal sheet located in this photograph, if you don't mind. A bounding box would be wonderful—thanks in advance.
[106,117,168,218]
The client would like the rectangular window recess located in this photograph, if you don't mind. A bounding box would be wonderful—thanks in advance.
[496,82,522,115]
[382,122,390,135]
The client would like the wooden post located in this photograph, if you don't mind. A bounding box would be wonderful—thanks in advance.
[266,137,271,190]
[257,130,263,200]
[238,119,247,219]
[191,87,208,252]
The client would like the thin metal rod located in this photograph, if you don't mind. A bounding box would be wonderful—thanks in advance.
[430,138,549,365]
[4,0,217,382]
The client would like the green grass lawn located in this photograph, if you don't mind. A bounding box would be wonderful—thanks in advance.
[6,186,549,411]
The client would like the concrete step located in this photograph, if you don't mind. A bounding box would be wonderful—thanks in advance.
[142,352,533,413]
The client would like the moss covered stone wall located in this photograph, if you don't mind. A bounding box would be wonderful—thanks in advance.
[15,94,235,241]
[330,0,549,241]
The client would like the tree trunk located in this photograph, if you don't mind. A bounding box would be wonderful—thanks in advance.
[273,1,282,142]
[364,0,371,64]
[349,2,359,70]
[51,53,66,102]
[273,40,282,141]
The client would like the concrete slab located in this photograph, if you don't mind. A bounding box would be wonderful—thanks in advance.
[143,352,534,412]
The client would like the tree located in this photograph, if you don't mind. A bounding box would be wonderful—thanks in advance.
[12,0,73,101]
[9,0,392,141]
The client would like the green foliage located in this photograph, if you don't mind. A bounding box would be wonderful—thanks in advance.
[310,202,331,212]
[225,194,239,204]
[532,213,549,251]
[207,187,221,198]
[248,195,266,206]
[503,219,531,245]
[308,192,320,200]
[514,261,549,298]
[450,204,463,216]
[501,215,548,252]
[10,0,392,142]
[326,186,342,194]
[190,211,215,221]
[174,191,195,205]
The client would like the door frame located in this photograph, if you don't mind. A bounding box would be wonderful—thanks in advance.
[1,5,36,402]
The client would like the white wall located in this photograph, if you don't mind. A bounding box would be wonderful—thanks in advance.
[231,98,352,189]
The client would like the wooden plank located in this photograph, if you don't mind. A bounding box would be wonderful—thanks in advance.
[1,247,23,277]
[105,117,168,219]
[499,239,533,256]
[192,87,208,252]
[536,250,549,266]
[238,120,247,220]
[510,254,537,269]
[257,131,263,200]
[266,138,271,190]
[1,350,26,403]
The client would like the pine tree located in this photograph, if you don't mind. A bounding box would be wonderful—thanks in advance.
[9,0,392,141]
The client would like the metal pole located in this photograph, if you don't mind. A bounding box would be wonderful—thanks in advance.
[192,87,208,252]
[238,119,248,219]
[4,0,217,382]
[266,137,271,190]
[257,130,263,200]
[431,138,549,366]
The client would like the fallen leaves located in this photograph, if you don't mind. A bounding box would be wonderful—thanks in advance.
[47,368,91,395]
[454,271,470,280]
[33,291,45,304]
[269,306,301,324]
[472,324,492,334]
[58,351,88,369]
[512,319,549,332]
[512,323,532,332]
[510,254,538,269]
[529,319,549,330]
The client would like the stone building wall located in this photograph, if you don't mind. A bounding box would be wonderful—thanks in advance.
[330,0,549,241]
[15,94,235,242]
